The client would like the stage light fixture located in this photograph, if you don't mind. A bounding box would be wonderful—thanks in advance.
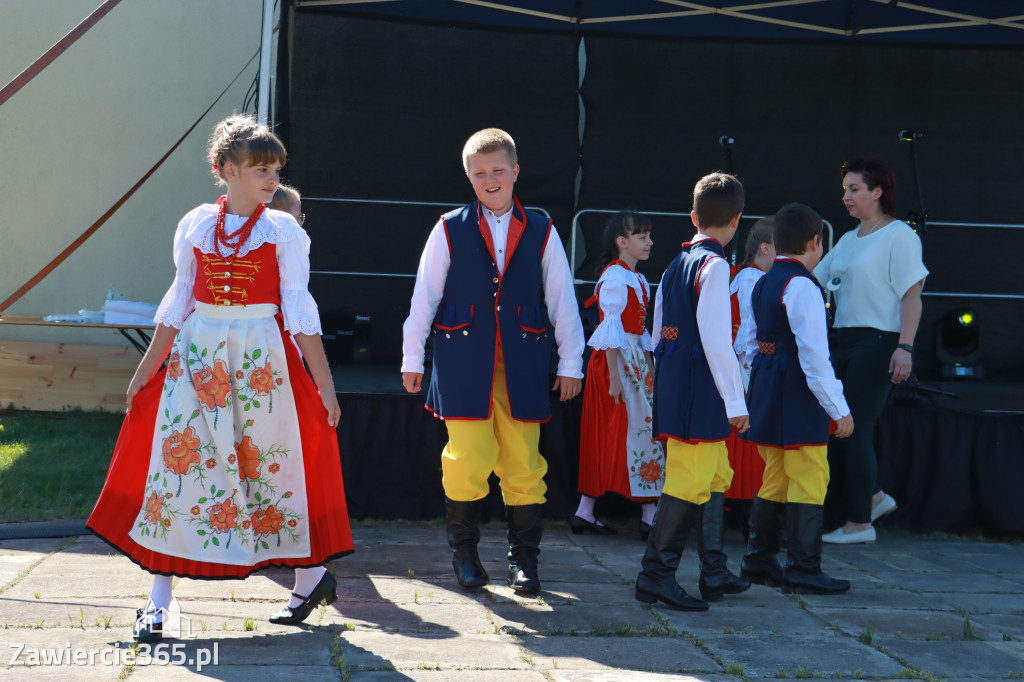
[936,307,984,379]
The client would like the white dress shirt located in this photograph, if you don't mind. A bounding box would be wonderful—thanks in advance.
[402,205,585,377]
[756,258,850,420]
[652,234,747,419]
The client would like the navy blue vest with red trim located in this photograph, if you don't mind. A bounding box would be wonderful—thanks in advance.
[745,258,830,448]
[652,239,731,443]
[426,199,555,421]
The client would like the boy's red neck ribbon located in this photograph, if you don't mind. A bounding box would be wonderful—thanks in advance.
[214,195,265,259]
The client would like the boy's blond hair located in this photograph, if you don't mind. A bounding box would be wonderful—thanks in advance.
[462,128,517,172]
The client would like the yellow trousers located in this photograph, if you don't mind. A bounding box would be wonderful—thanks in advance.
[756,445,829,505]
[441,351,547,506]
[662,440,733,505]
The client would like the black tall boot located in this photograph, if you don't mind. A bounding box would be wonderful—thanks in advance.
[698,492,751,601]
[634,494,709,611]
[740,496,786,585]
[446,498,489,588]
[784,502,851,595]
[506,504,543,596]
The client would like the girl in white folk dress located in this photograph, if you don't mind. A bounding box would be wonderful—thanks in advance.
[88,115,353,643]
[574,211,666,539]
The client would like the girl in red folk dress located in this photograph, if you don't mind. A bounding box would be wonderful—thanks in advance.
[725,218,776,506]
[574,212,666,539]
[88,115,352,643]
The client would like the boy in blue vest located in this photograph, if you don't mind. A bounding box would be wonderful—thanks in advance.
[639,172,751,611]
[402,128,585,596]
[740,203,853,594]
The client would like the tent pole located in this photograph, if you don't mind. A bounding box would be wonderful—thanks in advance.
[257,0,275,125]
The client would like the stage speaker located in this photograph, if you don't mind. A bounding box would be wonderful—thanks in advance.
[322,313,372,364]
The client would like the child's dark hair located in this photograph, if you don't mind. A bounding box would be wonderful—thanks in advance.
[841,157,896,216]
[773,203,823,255]
[738,217,774,269]
[596,211,652,274]
[207,114,287,187]
[693,172,744,228]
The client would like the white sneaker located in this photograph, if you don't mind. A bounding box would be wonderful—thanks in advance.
[822,526,876,544]
[871,493,898,522]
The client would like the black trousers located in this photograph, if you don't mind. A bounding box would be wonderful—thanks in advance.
[824,327,898,527]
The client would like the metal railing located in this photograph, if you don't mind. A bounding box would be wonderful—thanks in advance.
[570,209,834,286]
[304,197,551,279]
[919,221,1024,301]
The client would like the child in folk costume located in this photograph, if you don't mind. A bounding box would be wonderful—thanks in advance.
[740,203,853,594]
[574,211,665,540]
[268,183,305,227]
[402,128,585,597]
[723,218,775,506]
[637,172,751,611]
[88,115,353,643]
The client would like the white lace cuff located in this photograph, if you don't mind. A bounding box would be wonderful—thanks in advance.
[281,289,323,336]
[153,281,194,328]
[588,316,629,351]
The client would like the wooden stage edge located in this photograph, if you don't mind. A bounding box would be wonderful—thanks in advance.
[0,340,139,412]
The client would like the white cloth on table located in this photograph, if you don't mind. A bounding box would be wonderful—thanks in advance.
[154,205,322,336]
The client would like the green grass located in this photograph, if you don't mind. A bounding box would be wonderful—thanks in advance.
[0,408,122,522]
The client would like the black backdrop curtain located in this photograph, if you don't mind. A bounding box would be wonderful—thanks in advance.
[337,388,1024,535]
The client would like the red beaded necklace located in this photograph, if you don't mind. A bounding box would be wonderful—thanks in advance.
[214,195,265,259]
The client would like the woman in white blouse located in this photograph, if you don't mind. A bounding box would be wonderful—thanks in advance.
[814,158,929,545]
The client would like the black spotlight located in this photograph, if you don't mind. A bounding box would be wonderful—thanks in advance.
[936,308,983,379]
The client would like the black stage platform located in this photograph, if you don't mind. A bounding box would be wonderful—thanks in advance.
[330,363,1024,536]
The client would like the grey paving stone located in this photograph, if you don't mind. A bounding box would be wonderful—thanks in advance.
[328,600,493,636]
[935,591,1024,615]
[795,584,947,611]
[880,639,1024,677]
[698,633,904,678]
[522,634,720,673]
[490,602,662,636]
[337,631,529,671]
[812,605,989,642]
[548,673,737,682]
[129,664,342,680]
[655,592,827,637]
[969,612,1024,642]
[868,568,1023,594]
[351,671,548,681]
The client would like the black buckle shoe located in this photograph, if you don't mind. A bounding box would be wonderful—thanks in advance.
[133,607,163,644]
[269,572,338,625]
[569,515,617,535]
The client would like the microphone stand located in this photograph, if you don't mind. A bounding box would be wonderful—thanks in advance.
[898,130,928,234]
[719,135,737,263]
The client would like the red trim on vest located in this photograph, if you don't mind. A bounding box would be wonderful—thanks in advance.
[504,197,527,271]
[476,204,498,266]
[441,214,453,258]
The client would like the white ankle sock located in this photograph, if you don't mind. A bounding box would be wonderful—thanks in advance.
[575,495,597,523]
[147,575,173,622]
[289,566,327,608]
[641,503,656,525]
